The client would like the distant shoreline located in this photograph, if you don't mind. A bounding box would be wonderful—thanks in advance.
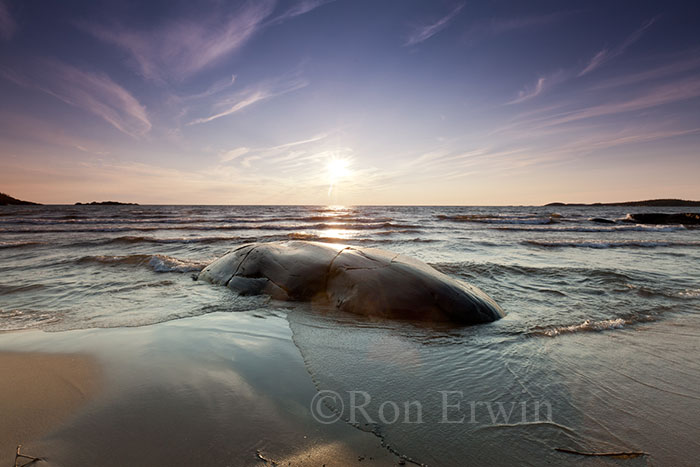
[0,192,41,205]
[545,199,700,207]
[74,201,139,206]
[2,191,700,207]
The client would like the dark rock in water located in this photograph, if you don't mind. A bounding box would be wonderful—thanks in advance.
[626,213,700,225]
[589,218,616,224]
[199,241,505,324]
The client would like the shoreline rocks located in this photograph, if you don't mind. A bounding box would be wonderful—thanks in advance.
[199,241,505,324]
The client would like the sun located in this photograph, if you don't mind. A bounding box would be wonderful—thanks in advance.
[327,158,350,181]
[327,158,351,197]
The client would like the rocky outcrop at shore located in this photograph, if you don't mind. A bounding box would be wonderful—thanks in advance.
[199,241,505,324]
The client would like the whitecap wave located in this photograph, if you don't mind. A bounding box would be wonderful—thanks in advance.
[0,308,62,330]
[678,289,700,298]
[495,224,685,233]
[0,240,44,248]
[524,240,700,249]
[78,254,208,273]
[532,318,627,337]
[437,214,555,225]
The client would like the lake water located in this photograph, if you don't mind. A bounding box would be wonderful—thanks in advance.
[1,205,699,465]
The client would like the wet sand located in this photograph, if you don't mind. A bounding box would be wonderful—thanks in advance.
[4,307,697,466]
[0,312,400,466]
[0,352,100,464]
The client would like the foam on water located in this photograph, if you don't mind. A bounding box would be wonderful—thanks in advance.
[524,239,700,248]
[78,254,208,273]
[530,318,628,337]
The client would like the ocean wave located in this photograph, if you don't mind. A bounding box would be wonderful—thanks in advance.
[282,233,437,245]
[431,261,635,284]
[436,214,556,225]
[0,241,44,249]
[0,215,397,226]
[77,254,208,273]
[286,232,350,242]
[245,221,422,231]
[0,226,161,234]
[375,229,423,235]
[70,233,399,247]
[91,233,378,246]
[530,318,627,337]
[678,289,700,298]
[523,240,700,249]
[103,235,243,245]
[0,283,45,295]
[493,224,686,233]
[0,308,62,330]
[622,283,700,300]
[0,221,422,235]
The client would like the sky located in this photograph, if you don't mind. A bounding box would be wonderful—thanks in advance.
[1,0,699,205]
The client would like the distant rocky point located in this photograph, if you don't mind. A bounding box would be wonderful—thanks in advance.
[0,192,41,205]
[545,199,700,207]
[75,201,139,206]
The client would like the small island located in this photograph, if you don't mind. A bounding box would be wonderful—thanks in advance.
[543,199,700,225]
[0,192,41,205]
[74,201,139,206]
[545,198,700,207]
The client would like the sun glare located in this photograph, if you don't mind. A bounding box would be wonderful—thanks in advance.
[327,158,351,197]
[327,158,350,180]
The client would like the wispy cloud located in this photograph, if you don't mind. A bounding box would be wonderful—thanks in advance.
[489,13,569,34]
[513,123,700,167]
[579,18,656,76]
[272,0,335,24]
[401,144,543,184]
[570,127,700,152]
[532,76,700,128]
[405,3,464,46]
[182,75,237,101]
[1,61,151,137]
[0,0,17,40]
[509,77,547,104]
[78,1,276,82]
[268,133,328,150]
[462,11,571,44]
[589,52,700,90]
[219,147,249,163]
[508,71,567,105]
[218,133,330,168]
[0,110,109,154]
[507,18,657,105]
[496,65,700,155]
[188,74,308,125]
[79,0,332,83]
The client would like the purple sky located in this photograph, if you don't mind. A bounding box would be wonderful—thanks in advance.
[1,0,699,204]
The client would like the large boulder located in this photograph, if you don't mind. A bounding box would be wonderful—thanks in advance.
[199,241,505,324]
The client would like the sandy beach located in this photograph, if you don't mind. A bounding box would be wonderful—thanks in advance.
[1,306,698,466]
[0,312,401,466]
[0,352,100,464]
